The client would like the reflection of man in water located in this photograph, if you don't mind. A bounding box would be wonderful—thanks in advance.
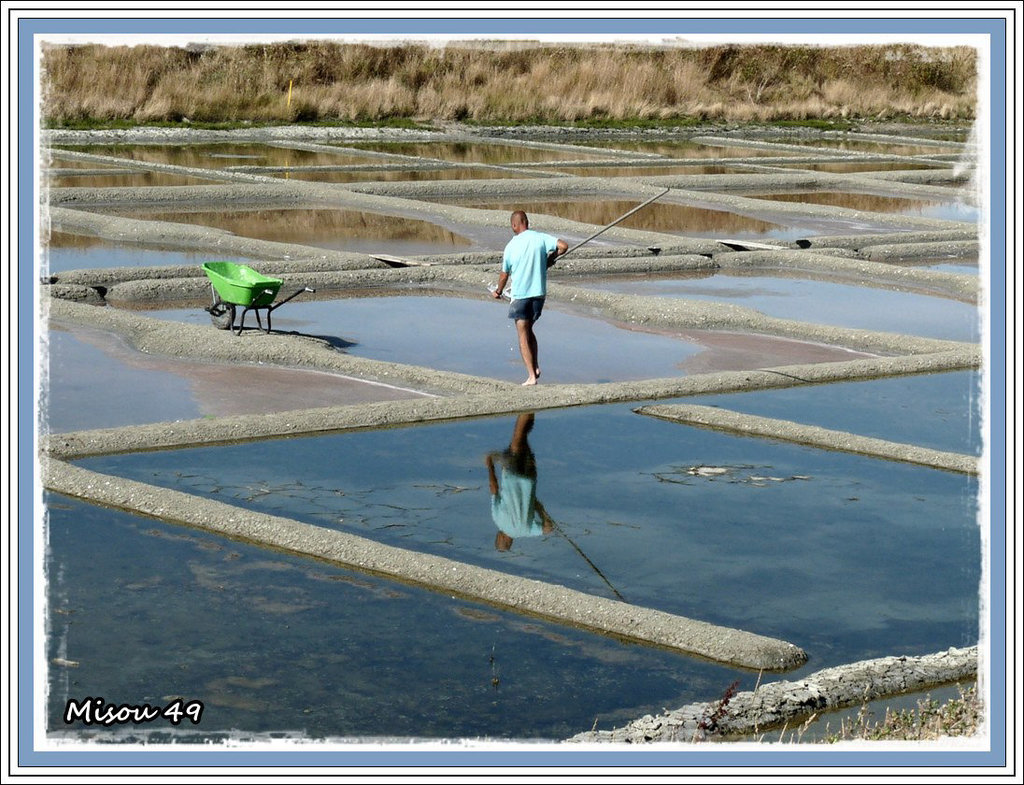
[485,412,554,551]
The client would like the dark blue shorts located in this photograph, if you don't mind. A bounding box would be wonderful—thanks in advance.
[508,296,545,322]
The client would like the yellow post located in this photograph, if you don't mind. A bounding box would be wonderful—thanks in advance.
[287,79,293,108]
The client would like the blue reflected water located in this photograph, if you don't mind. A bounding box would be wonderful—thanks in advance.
[581,273,979,342]
[79,405,980,675]
[680,371,982,456]
[48,494,741,740]
[146,296,708,384]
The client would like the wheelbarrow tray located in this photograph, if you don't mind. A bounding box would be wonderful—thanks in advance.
[202,261,283,308]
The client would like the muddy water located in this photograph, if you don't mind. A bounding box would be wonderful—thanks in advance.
[141,293,874,384]
[45,323,428,432]
[549,164,753,176]
[86,206,477,255]
[564,140,815,158]
[345,140,611,163]
[774,161,941,173]
[441,197,795,240]
[747,192,979,224]
[46,171,217,188]
[580,272,979,342]
[52,143,373,168]
[758,138,962,156]
[43,234,252,273]
[272,167,535,183]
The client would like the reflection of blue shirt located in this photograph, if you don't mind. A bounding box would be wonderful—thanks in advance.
[491,467,543,538]
[503,230,559,300]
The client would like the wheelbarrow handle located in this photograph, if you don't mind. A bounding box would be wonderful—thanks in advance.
[268,286,316,311]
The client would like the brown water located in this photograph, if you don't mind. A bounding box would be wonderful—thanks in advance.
[47,171,217,187]
[443,198,791,237]
[52,143,372,168]
[550,164,751,176]
[566,140,804,158]
[85,206,477,254]
[759,138,961,156]
[774,161,940,173]
[745,190,964,214]
[272,167,535,183]
[344,140,609,163]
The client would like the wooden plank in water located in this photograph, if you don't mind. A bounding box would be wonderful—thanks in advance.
[371,253,433,268]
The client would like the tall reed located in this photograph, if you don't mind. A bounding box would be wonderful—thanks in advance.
[41,41,977,127]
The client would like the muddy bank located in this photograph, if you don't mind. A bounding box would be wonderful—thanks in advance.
[567,645,978,743]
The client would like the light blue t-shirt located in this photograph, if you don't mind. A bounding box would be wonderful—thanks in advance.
[491,468,543,539]
[502,229,559,300]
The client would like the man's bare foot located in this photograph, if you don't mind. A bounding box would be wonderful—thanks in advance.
[522,376,538,386]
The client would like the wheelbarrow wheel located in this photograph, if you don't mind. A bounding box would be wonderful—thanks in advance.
[208,300,235,330]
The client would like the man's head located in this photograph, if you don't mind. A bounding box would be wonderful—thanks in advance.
[510,210,529,234]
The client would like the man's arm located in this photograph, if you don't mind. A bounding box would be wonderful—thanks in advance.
[546,239,569,268]
[492,270,510,299]
[534,499,555,534]
[485,453,500,495]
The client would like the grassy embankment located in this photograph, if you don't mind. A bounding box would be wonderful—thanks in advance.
[42,41,977,130]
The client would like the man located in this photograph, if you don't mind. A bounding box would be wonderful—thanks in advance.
[492,210,568,386]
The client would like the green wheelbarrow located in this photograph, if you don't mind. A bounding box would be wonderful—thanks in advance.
[202,261,315,335]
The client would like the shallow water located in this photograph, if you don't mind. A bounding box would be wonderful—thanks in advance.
[43,236,252,274]
[44,324,427,433]
[45,327,200,430]
[271,167,535,183]
[143,292,873,383]
[746,191,978,224]
[550,164,754,177]
[580,271,979,342]
[47,171,217,188]
[773,161,941,173]
[757,138,962,157]
[40,131,984,746]
[442,198,795,240]
[929,261,980,275]
[678,370,982,455]
[344,140,609,164]
[78,405,980,673]
[86,206,477,255]
[449,193,958,242]
[564,140,817,159]
[46,493,742,741]
[52,143,373,169]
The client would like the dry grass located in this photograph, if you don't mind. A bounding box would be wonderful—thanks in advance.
[41,41,978,127]
[816,685,982,743]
